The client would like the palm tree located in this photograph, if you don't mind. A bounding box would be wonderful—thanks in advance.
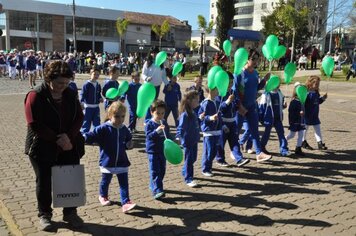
[151,20,170,50]
[197,15,214,72]
[116,17,130,54]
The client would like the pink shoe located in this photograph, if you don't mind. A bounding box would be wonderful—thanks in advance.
[122,201,136,213]
[98,196,111,206]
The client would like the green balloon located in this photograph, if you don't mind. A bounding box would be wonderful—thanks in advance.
[155,51,167,67]
[172,62,183,76]
[118,80,129,96]
[284,63,297,84]
[105,88,119,100]
[265,35,278,60]
[215,70,229,97]
[234,48,248,75]
[273,45,286,59]
[265,75,280,92]
[223,40,232,57]
[136,83,156,118]
[262,44,272,61]
[163,139,183,165]
[296,85,308,104]
[322,56,335,77]
[207,66,222,89]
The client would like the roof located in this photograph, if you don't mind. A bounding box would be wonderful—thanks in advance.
[123,12,188,27]
[228,29,262,41]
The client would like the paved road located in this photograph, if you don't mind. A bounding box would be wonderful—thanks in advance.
[0,70,355,235]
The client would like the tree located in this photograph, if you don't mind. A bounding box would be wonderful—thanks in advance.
[185,40,198,53]
[151,20,170,50]
[215,0,234,49]
[197,15,214,74]
[261,0,310,61]
[116,17,130,54]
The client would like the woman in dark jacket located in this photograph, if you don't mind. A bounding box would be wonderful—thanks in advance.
[24,60,84,231]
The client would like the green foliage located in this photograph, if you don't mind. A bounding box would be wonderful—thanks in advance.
[215,0,234,49]
[185,40,198,52]
[116,17,129,36]
[151,20,171,49]
[261,0,310,47]
[197,15,214,34]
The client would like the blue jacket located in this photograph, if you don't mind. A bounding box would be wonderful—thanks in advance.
[102,79,119,109]
[68,81,78,94]
[26,56,37,71]
[176,112,200,147]
[84,122,132,168]
[145,119,171,154]
[198,98,222,136]
[304,91,325,125]
[232,69,266,109]
[216,90,237,121]
[81,80,102,105]
[258,90,285,125]
[125,82,141,109]
[288,98,305,131]
[163,82,181,107]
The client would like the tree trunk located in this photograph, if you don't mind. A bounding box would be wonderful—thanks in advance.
[291,28,296,62]
[159,37,162,50]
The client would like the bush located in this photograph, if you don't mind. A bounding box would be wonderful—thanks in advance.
[342,65,350,75]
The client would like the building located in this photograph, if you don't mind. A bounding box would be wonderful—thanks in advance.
[0,0,191,53]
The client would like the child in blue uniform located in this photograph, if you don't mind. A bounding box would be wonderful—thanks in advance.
[187,76,205,115]
[80,68,103,133]
[145,100,171,199]
[176,90,200,187]
[216,72,250,167]
[286,82,306,156]
[101,66,120,110]
[84,102,136,213]
[259,85,289,156]
[123,72,141,133]
[163,76,182,127]
[198,87,222,177]
[302,76,328,150]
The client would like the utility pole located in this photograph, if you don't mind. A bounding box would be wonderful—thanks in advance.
[328,0,336,53]
[72,0,77,52]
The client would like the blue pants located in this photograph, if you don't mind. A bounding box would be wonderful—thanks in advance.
[182,144,197,183]
[128,106,138,131]
[260,119,288,153]
[100,172,129,205]
[145,85,161,122]
[202,136,219,173]
[216,122,243,162]
[240,120,253,150]
[164,105,179,127]
[237,106,262,154]
[81,107,100,133]
[148,153,166,195]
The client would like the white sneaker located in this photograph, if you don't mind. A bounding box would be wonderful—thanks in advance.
[202,171,214,177]
[230,152,236,160]
[247,149,254,154]
[236,158,250,167]
[186,181,198,187]
[256,152,272,163]
[98,196,111,206]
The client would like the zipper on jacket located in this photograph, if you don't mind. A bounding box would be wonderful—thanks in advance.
[28,136,36,155]
[47,98,62,131]
[115,127,120,166]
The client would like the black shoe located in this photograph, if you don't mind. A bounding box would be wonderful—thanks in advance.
[294,146,305,156]
[63,212,84,228]
[261,147,271,155]
[302,140,314,150]
[317,141,328,150]
[39,215,53,231]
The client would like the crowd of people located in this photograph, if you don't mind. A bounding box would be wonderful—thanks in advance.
[24,47,331,231]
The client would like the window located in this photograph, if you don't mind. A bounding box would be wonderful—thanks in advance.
[235,6,254,15]
[95,19,116,37]
[211,14,214,20]
[211,3,214,7]
[261,3,267,9]
[66,17,93,36]
[39,14,52,33]
[9,11,36,31]
[235,0,253,3]
[233,18,253,27]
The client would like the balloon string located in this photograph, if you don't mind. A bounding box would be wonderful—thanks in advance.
[269,60,273,72]
[159,120,168,140]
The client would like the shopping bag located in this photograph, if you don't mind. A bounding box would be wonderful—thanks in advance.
[52,164,86,208]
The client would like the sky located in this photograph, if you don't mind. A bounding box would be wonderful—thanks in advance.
[38,0,210,30]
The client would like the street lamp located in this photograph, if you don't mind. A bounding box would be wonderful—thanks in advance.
[137,39,147,66]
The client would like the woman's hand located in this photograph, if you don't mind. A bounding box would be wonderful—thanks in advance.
[57,133,73,151]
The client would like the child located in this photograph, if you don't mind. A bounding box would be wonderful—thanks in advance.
[163,75,182,127]
[26,50,37,89]
[187,76,205,115]
[84,102,136,213]
[198,86,222,177]
[80,68,103,133]
[302,76,328,150]
[259,84,289,156]
[176,90,200,187]
[145,99,171,199]
[286,82,306,156]
[102,66,120,110]
[123,72,141,133]
[216,72,249,167]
